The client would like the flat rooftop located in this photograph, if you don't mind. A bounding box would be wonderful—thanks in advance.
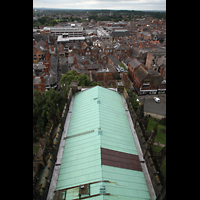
[57,35,85,42]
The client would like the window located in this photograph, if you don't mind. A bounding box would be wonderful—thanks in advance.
[142,85,149,88]
[160,84,165,88]
[143,82,150,88]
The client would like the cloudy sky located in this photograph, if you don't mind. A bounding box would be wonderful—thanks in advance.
[33,0,166,10]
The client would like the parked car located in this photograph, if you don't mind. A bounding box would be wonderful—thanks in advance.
[154,97,160,103]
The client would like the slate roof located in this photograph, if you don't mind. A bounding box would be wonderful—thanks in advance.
[129,59,142,69]
[44,55,59,86]
[135,66,148,82]
[108,55,120,66]
[34,40,46,52]
[111,30,130,37]
[33,33,48,43]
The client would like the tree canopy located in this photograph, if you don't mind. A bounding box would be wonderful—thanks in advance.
[60,70,101,98]
[33,88,65,142]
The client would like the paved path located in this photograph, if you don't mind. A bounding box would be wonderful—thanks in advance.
[153,142,165,147]
[144,112,165,119]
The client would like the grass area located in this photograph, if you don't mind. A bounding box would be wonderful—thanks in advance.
[147,117,166,179]
[119,62,127,70]
[153,145,163,152]
[33,146,39,155]
[146,118,157,132]
[155,124,166,145]
[146,117,166,145]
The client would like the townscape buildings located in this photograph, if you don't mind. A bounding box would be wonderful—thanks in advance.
[33,16,166,94]
[33,13,166,200]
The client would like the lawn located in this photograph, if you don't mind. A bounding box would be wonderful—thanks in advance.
[147,117,166,179]
[146,117,166,145]
[33,146,39,155]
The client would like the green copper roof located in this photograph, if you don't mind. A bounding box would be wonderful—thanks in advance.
[56,86,151,199]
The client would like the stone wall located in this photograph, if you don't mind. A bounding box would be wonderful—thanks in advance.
[37,90,73,200]
[123,88,164,198]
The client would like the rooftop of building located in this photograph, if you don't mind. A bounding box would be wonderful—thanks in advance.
[55,86,151,199]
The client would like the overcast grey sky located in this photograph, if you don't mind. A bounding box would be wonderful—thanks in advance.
[33,0,166,10]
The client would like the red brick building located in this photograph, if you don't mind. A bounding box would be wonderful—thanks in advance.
[33,76,46,93]
[131,66,165,95]
[33,39,47,62]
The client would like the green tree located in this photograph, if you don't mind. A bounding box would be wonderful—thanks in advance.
[92,81,101,86]
[43,88,65,126]
[60,70,79,98]
[33,89,65,140]
[137,103,144,120]
[131,93,139,112]
[33,90,47,138]
[78,74,91,86]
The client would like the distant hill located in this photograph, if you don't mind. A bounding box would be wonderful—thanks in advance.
[33,8,165,12]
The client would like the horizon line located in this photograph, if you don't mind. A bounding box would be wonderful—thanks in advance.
[33,7,166,11]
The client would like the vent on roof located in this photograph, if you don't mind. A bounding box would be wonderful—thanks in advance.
[99,185,106,195]
[97,100,100,104]
[98,127,102,135]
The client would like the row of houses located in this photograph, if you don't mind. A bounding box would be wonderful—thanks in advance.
[127,58,166,95]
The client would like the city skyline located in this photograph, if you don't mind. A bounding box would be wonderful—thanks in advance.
[33,0,166,11]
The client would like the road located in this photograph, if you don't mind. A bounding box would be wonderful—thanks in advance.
[137,94,166,118]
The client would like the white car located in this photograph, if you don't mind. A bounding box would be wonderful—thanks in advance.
[154,97,160,103]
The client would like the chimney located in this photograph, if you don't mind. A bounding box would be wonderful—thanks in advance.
[45,40,49,49]
[160,65,164,75]
[41,30,45,35]
[73,57,77,65]
[52,38,55,45]
[139,51,142,59]
[40,76,45,83]
[46,52,50,62]
[33,39,35,45]
[51,46,54,51]
[91,37,93,42]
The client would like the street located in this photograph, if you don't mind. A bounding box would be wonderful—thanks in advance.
[137,94,166,118]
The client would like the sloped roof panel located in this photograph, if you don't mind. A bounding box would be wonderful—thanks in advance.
[55,86,151,199]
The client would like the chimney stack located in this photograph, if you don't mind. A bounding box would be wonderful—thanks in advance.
[51,46,54,51]
[45,40,49,49]
[33,39,35,45]
[46,52,50,62]
[73,57,77,65]
[40,76,45,83]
